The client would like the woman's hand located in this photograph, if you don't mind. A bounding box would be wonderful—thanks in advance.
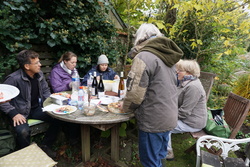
[114,75,120,80]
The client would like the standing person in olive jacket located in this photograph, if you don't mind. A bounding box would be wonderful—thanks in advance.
[0,50,60,158]
[122,23,183,167]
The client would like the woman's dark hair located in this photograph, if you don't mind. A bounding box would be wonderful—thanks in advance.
[58,51,77,63]
[96,65,109,72]
[16,50,39,69]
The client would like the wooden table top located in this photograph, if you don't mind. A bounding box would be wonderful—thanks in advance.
[43,96,134,125]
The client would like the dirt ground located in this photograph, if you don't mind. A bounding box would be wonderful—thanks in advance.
[54,127,139,167]
[54,124,250,167]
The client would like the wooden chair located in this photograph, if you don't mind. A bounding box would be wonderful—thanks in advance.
[199,71,216,102]
[186,92,250,154]
[196,135,250,167]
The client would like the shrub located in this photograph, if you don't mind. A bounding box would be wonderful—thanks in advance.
[0,0,127,80]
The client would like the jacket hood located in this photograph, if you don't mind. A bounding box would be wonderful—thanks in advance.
[140,37,183,67]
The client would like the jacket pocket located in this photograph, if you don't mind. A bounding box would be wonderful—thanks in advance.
[127,71,135,91]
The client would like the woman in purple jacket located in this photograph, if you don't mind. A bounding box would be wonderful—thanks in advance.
[49,51,80,143]
[49,51,77,93]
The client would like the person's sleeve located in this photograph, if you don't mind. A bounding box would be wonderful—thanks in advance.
[81,73,90,86]
[0,102,19,119]
[40,73,51,98]
[178,85,201,119]
[49,70,69,93]
[123,57,148,113]
[81,69,93,86]
[109,68,117,79]
[1,78,20,118]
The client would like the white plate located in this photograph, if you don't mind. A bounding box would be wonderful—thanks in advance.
[0,84,20,103]
[100,96,119,105]
[52,105,77,115]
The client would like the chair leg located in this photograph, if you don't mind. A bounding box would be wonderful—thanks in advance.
[196,156,201,167]
[185,143,196,153]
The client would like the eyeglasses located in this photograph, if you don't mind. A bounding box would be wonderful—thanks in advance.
[176,69,185,73]
[29,61,41,65]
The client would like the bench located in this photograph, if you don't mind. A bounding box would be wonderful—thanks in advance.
[196,135,250,167]
[0,45,56,137]
[186,92,250,154]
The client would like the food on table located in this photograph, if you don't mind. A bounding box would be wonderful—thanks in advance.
[53,92,71,98]
[107,101,124,114]
[55,105,75,113]
[97,104,108,112]
[0,92,3,99]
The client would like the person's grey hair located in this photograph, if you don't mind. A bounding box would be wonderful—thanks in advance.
[176,59,201,77]
[134,23,163,46]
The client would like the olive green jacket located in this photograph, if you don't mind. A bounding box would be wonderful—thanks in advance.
[123,37,183,133]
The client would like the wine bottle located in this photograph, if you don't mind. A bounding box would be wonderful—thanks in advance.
[91,71,98,96]
[97,74,105,98]
[118,71,125,99]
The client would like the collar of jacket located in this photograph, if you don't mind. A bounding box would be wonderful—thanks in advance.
[20,69,42,81]
[179,78,198,87]
[140,36,183,67]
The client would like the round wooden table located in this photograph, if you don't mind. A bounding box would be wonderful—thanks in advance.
[43,94,134,163]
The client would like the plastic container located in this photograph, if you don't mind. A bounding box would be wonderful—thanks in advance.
[72,69,80,93]
[78,86,85,111]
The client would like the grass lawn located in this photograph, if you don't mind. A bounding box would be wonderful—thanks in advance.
[165,133,197,167]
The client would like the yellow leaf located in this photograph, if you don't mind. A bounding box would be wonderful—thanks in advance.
[190,42,197,49]
[194,4,203,11]
[155,22,165,30]
[224,40,230,47]
[216,53,223,60]
[197,40,203,45]
[224,50,232,55]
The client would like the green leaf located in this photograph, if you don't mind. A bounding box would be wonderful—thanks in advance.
[47,40,56,47]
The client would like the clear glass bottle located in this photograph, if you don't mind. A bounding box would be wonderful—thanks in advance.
[87,72,93,88]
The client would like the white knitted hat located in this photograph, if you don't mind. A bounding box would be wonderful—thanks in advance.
[97,54,109,64]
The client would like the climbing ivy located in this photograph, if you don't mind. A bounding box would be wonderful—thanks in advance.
[0,0,125,79]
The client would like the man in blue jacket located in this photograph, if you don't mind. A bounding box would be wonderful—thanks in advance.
[0,50,59,158]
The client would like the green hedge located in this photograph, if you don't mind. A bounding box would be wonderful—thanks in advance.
[0,0,127,79]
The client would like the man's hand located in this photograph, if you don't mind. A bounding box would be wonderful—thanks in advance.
[12,114,26,127]
[117,101,123,111]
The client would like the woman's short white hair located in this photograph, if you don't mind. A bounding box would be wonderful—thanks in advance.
[176,59,201,77]
[134,23,163,46]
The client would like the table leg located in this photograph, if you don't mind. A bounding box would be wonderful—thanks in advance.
[111,123,119,162]
[81,124,90,162]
